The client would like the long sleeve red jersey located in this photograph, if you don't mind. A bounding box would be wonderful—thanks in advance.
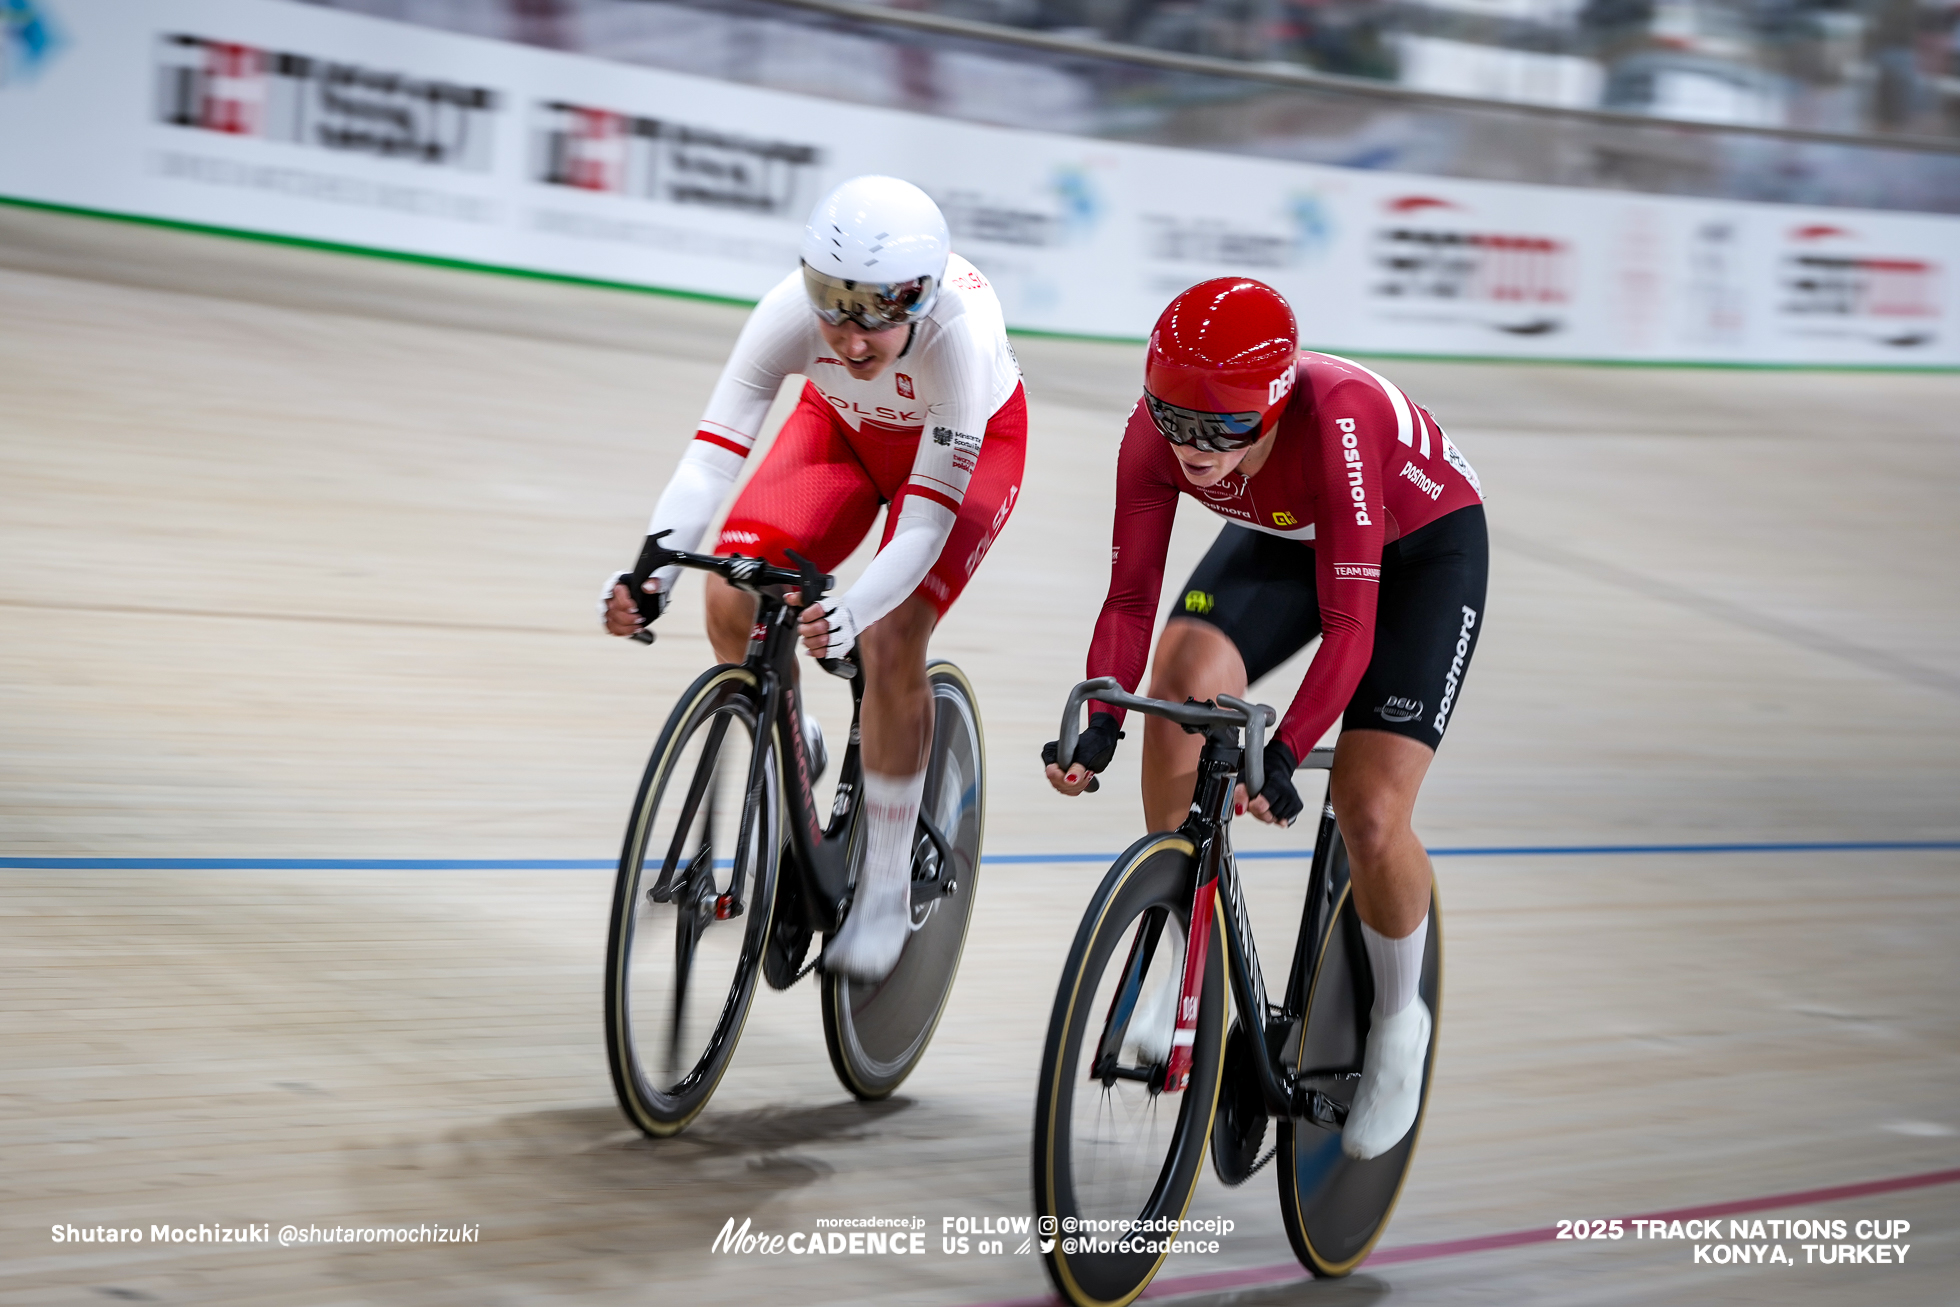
[1087,352,1485,761]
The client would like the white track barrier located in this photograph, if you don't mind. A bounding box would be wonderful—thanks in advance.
[3,0,1954,365]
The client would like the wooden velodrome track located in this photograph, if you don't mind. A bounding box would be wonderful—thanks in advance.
[3,204,1957,1306]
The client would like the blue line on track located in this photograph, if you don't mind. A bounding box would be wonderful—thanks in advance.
[2,839,1956,871]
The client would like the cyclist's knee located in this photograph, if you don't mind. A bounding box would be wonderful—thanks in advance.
[858,598,935,682]
[1146,618,1244,703]
[704,574,756,660]
[1329,782,1413,867]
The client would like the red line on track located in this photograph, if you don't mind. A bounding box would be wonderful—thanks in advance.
[965,1164,1960,1307]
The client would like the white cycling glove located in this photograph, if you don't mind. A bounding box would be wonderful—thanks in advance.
[813,597,862,659]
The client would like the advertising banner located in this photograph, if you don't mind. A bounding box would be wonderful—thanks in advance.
[2,0,1954,365]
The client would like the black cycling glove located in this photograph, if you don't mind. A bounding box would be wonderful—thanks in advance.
[1042,711,1124,777]
[1254,739,1304,826]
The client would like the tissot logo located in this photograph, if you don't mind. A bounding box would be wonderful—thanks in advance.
[532,100,820,215]
[156,34,498,170]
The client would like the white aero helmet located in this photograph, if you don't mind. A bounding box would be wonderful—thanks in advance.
[800,175,950,331]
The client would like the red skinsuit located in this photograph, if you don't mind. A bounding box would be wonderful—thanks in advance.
[1089,352,1485,761]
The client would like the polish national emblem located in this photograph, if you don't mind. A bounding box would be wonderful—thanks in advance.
[895,372,915,399]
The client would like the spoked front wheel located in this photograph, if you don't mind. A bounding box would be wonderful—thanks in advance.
[1278,832,1441,1276]
[1033,835,1227,1307]
[822,661,986,1100]
[605,665,780,1137]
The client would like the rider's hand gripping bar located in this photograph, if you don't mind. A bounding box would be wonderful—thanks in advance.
[1056,677,1278,794]
[621,533,858,678]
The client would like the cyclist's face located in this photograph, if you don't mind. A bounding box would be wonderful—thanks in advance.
[1171,423,1275,487]
[817,316,910,382]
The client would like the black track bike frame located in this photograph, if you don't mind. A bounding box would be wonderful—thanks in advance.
[1057,678,1356,1131]
[627,534,959,943]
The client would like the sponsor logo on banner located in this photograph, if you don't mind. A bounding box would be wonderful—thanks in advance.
[1142,195,1333,270]
[2,0,63,86]
[1144,214,1294,268]
[156,34,498,170]
[1687,220,1747,346]
[1051,165,1104,241]
[1778,225,1941,348]
[532,101,820,215]
[938,190,1062,247]
[1372,194,1569,336]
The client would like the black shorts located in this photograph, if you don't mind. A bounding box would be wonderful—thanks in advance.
[1174,504,1488,752]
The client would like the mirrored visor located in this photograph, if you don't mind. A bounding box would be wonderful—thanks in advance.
[801,264,937,331]
[1144,394,1264,452]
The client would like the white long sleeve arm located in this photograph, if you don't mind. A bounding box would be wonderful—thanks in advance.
[644,442,746,594]
[641,274,809,595]
[815,497,956,654]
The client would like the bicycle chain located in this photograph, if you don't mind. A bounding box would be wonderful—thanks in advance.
[1242,1141,1280,1180]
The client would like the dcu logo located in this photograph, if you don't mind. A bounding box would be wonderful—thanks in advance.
[2,0,64,87]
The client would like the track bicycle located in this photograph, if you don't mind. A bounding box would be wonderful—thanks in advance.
[603,533,986,1136]
[1032,677,1441,1306]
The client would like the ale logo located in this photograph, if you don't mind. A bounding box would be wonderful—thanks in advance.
[1272,510,1297,527]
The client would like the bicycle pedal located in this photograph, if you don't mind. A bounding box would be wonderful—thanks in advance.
[714,893,744,920]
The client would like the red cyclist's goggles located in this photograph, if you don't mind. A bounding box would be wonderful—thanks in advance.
[1144,394,1264,452]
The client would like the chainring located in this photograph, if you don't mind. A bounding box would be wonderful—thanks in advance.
[1210,1019,1271,1186]
[762,862,812,990]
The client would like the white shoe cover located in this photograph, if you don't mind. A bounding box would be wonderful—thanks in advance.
[1341,997,1431,1160]
[823,861,909,981]
[823,774,918,984]
[1121,920,1184,1066]
[1124,973,1177,1067]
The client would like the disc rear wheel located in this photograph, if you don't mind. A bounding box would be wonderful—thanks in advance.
[1277,831,1441,1276]
[822,661,985,1099]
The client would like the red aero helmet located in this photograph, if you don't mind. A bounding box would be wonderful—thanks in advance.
[1143,278,1300,451]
